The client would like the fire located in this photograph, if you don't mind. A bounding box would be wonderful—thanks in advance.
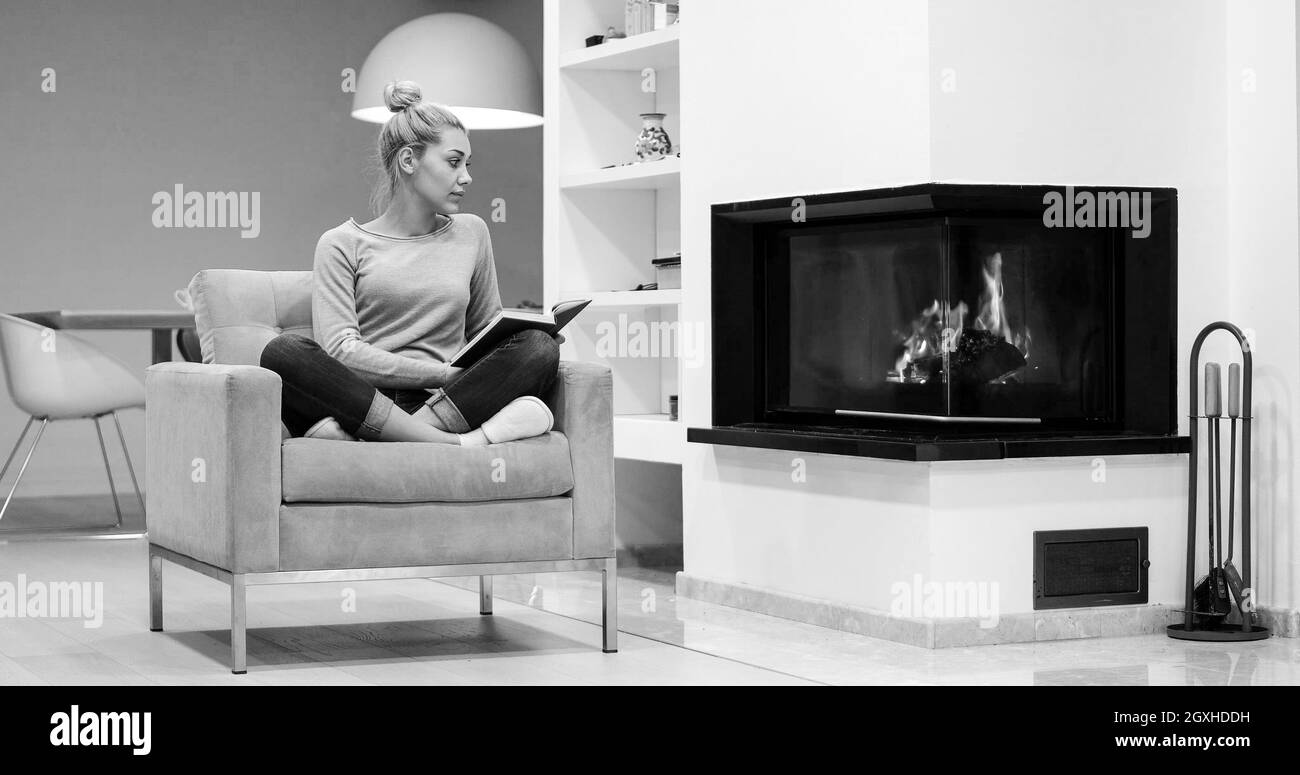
[889,251,1030,384]
[891,299,966,381]
[973,251,1031,360]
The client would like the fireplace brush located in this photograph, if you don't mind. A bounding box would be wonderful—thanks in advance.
[1167,321,1269,641]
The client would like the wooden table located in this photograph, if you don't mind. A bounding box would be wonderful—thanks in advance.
[14,310,196,364]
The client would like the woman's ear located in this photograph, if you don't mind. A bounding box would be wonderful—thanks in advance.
[398,146,416,175]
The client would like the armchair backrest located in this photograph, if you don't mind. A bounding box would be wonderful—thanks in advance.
[188,270,314,366]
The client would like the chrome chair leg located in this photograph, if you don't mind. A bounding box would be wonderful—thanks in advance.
[0,417,48,522]
[602,556,618,653]
[149,550,163,632]
[231,575,247,674]
[110,411,145,517]
[0,416,35,483]
[93,415,124,528]
[479,575,493,615]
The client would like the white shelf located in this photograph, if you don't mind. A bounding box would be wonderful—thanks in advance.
[575,289,681,307]
[546,0,684,475]
[614,414,684,464]
[561,157,680,190]
[560,25,680,71]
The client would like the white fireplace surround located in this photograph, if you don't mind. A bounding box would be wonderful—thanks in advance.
[676,0,1300,644]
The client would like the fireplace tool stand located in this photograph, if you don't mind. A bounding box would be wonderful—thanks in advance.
[1167,321,1270,641]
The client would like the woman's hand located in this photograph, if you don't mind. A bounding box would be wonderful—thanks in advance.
[443,365,465,384]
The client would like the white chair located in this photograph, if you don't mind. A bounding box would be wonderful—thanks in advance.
[0,313,146,527]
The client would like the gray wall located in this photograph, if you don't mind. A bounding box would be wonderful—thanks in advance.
[0,0,542,496]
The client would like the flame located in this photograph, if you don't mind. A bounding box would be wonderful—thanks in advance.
[974,252,1011,340]
[890,250,1031,383]
[893,298,940,374]
[891,299,968,380]
[973,251,1030,361]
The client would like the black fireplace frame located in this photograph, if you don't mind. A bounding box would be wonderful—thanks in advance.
[689,183,1189,461]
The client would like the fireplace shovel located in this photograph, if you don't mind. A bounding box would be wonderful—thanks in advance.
[1193,373,1232,626]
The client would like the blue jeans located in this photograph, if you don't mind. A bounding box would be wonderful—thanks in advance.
[259,329,560,440]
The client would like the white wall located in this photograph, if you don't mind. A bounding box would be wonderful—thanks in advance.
[1225,0,1299,609]
[682,0,1300,615]
[928,0,1232,437]
[0,0,544,498]
[681,0,932,601]
[929,457,1186,612]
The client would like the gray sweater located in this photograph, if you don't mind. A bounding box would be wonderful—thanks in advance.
[312,213,503,389]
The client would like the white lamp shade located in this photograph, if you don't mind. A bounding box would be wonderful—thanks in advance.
[352,13,542,129]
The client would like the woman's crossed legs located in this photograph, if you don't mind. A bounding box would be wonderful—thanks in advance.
[260,329,560,443]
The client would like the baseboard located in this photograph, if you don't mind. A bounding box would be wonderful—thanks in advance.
[676,571,935,647]
[1254,605,1300,637]
[676,572,1300,648]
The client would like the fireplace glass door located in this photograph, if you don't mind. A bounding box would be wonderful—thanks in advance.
[946,219,1113,421]
[765,216,1116,425]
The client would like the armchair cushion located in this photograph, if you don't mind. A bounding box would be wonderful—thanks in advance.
[278,498,574,570]
[280,432,575,503]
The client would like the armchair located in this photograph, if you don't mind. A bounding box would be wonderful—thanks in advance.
[145,269,617,673]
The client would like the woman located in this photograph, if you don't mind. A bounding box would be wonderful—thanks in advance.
[259,80,558,444]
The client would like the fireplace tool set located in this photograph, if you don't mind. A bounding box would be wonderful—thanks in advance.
[1167,321,1270,641]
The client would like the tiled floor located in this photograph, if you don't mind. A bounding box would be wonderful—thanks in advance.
[0,528,1296,684]
[442,568,1300,686]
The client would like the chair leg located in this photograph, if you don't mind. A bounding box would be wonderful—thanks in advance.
[479,575,493,615]
[0,416,35,483]
[93,416,124,528]
[149,550,163,632]
[0,417,47,523]
[602,557,618,653]
[110,412,146,517]
[231,574,247,674]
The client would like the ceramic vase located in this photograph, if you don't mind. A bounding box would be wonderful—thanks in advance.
[634,113,671,162]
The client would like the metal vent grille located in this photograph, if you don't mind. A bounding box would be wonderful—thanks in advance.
[1034,528,1148,609]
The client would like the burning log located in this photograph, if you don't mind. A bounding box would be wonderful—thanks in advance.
[949,329,1026,384]
[889,250,1029,385]
[909,328,1026,385]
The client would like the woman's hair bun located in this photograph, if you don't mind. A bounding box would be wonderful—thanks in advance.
[384,80,423,113]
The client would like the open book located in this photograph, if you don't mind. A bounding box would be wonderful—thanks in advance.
[450,299,592,367]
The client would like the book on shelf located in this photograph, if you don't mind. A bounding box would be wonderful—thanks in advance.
[450,299,592,367]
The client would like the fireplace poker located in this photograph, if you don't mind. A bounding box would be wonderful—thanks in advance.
[1227,362,1239,565]
[1205,363,1222,599]
[1223,362,1250,628]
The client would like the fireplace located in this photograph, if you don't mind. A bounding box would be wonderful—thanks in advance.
[690,183,1189,461]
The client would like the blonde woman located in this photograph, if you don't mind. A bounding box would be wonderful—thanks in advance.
[259,81,557,444]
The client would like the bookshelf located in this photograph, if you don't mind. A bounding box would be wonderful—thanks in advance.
[544,0,683,465]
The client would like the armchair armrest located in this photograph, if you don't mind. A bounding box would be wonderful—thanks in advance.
[145,362,282,573]
[545,361,615,559]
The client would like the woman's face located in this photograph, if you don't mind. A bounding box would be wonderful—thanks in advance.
[403,128,472,213]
